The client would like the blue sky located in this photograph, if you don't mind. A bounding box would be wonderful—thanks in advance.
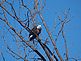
[44,0,81,60]
[0,0,81,61]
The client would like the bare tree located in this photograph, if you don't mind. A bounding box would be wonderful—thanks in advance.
[0,0,81,61]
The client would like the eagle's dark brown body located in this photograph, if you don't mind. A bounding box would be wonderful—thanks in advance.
[29,25,41,41]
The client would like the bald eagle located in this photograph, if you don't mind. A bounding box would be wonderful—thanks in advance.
[29,25,42,41]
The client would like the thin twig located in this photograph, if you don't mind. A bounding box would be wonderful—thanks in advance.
[1,52,5,61]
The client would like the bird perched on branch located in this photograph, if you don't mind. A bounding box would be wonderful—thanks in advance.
[29,25,42,41]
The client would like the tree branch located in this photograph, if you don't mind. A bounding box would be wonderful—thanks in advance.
[39,13,64,61]
[0,17,46,61]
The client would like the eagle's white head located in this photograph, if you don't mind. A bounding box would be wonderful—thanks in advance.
[37,25,41,30]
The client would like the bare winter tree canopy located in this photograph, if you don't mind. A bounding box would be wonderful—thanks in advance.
[0,0,81,61]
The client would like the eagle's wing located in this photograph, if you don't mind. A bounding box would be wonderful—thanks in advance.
[29,26,37,37]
